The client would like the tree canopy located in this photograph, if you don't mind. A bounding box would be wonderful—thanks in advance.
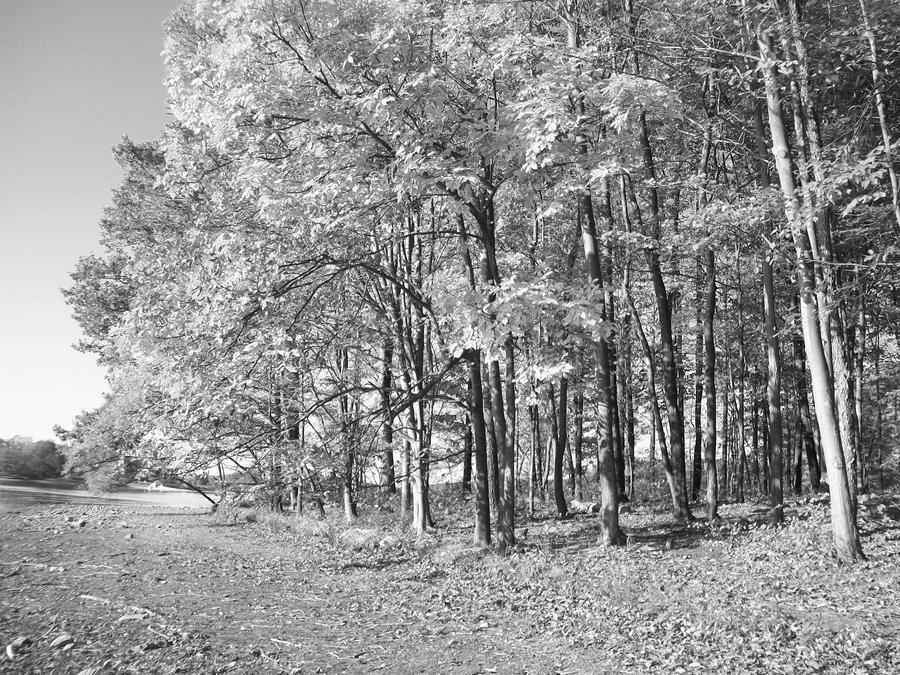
[63,0,900,563]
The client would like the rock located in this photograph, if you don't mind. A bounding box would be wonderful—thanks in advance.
[378,535,400,549]
[337,527,380,550]
[76,668,102,675]
[5,636,31,659]
[618,503,632,515]
[50,633,75,649]
[124,533,134,540]
[571,500,601,514]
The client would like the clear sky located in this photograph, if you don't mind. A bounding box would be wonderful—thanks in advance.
[0,0,180,441]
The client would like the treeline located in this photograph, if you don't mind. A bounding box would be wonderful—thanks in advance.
[0,438,66,480]
[63,0,900,562]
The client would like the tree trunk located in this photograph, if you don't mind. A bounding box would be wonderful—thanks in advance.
[337,348,358,522]
[720,374,729,503]
[735,254,747,504]
[857,0,900,232]
[468,354,491,547]
[692,256,705,502]
[573,391,584,501]
[532,403,544,501]
[702,244,718,522]
[462,409,473,494]
[458,216,490,543]
[470,197,515,552]
[763,257,784,523]
[751,398,760,495]
[579,185,621,544]
[624,0,691,522]
[482,364,500,512]
[759,29,864,561]
[622,338,636,501]
[380,340,396,493]
[853,295,867,492]
[791,304,821,490]
[566,4,620,544]
[550,381,569,518]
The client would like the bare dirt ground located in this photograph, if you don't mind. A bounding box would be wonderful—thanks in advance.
[1,493,899,674]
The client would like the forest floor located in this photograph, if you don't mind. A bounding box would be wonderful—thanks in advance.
[1,489,899,674]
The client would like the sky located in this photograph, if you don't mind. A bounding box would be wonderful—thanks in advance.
[0,0,180,441]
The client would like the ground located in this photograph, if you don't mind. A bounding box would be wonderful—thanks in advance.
[1,492,899,674]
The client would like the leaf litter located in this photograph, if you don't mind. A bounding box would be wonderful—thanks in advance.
[0,494,898,673]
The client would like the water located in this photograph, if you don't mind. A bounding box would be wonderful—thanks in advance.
[0,477,215,513]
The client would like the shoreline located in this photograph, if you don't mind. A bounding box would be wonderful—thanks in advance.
[0,476,215,513]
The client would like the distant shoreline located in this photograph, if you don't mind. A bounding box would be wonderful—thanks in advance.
[0,475,214,512]
[0,475,83,490]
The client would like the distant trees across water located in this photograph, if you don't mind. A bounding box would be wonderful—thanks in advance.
[0,438,66,480]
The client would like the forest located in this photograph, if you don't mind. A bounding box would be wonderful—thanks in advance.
[61,0,900,567]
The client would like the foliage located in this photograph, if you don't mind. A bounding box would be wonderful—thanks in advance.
[60,0,900,555]
[0,438,66,479]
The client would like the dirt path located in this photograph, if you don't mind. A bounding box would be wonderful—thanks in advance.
[0,504,584,674]
[2,497,899,674]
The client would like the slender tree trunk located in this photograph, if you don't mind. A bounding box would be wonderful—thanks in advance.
[611,347,627,500]
[337,348,357,522]
[623,339,636,501]
[615,340,634,500]
[626,283,679,509]
[482,364,500,511]
[624,0,691,522]
[692,256,705,502]
[408,403,428,535]
[380,341,396,493]
[566,3,620,544]
[529,405,537,516]
[532,402,544,501]
[573,391,584,501]
[735,255,747,504]
[793,416,804,495]
[470,197,515,552]
[761,403,770,495]
[468,355,491,547]
[759,29,863,560]
[458,217,490,544]
[792,302,821,490]
[462,409,473,494]
[785,1,860,509]
[702,243,718,521]
[579,184,621,544]
[550,381,569,518]
[853,295,867,492]
[858,0,900,232]
[620,177,690,520]
[751,398,760,495]
[720,374,729,503]
[762,255,784,523]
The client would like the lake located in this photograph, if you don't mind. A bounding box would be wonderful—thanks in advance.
[0,476,215,513]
